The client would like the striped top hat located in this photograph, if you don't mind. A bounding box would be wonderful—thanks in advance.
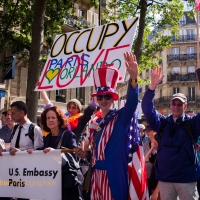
[91,67,119,101]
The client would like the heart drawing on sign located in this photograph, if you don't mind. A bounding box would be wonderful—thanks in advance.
[45,68,60,83]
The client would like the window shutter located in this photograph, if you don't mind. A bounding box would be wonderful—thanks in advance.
[94,13,99,26]
[74,3,79,16]
[87,10,93,23]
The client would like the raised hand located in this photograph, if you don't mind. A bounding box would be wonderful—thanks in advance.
[124,52,138,80]
[149,66,165,90]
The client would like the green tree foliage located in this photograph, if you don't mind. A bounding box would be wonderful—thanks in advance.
[0,0,72,53]
[102,0,186,72]
[0,0,73,121]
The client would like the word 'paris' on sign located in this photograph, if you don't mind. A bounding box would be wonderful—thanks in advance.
[35,18,138,91]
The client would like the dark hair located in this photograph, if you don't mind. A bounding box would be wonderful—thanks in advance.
[66,102,80,112]
[10,101,28,115]
[41,106,68,132]
[2,111,7,116]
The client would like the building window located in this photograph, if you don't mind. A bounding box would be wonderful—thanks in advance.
[186,29,194,40]
[172,47,179,55]
[188,66,195,73]
[173,87,180,94]
[172,67,180,74]
[76,88,85,105]
[78,9,83,17]
[172,48,179,60]
[56,90,65,103]
[179,15,186,25]
[188,87,195,101]
[187,46,195,54]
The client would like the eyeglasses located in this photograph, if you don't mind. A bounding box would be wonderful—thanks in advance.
[171,103,183,107]
[97,94,112,101]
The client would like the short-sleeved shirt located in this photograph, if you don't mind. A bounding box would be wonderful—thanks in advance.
[10,120,44,151]
[0,125,13,143]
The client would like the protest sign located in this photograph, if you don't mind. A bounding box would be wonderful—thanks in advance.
[35,17,138,91]
[0,150,61,200]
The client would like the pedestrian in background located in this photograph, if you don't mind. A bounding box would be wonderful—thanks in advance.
[1,111,7,126]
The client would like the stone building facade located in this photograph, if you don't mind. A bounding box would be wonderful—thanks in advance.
[117,12,200,115]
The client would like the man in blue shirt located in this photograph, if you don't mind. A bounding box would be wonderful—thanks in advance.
[0,109,15,145]
[142,66,200,200]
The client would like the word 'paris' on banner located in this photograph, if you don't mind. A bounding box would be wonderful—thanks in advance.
[35,17,138,91]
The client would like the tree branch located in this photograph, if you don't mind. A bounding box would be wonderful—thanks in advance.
[134,0,147,63]
[3,0,20,35]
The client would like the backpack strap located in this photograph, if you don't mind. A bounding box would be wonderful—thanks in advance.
[157,120,167,140]
[28,123,36,144]
[182,120,195,145]
[10,124,19,142]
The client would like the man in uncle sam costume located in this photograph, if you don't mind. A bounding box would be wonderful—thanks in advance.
[76,52,139,200]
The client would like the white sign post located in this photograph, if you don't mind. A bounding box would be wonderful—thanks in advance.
[0,150,62,200]
[35,18,138,91]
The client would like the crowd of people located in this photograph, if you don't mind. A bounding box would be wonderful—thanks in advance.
[0,51,199,200]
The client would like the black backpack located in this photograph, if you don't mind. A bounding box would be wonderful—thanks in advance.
[10,123,36,144]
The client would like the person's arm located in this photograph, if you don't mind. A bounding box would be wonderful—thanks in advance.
[145,147,155,162]
[79,100,97,127]
[149,66,165,91]
[41,91,52,106]
[150,182,159,200]
[142,67,166,133]
[124,52,138,90]
[117,52,138,128]
[36,82,52,107]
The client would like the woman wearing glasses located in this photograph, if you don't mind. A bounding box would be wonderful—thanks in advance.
[75,52,139,200]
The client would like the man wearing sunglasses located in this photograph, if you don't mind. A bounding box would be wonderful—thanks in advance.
[142,66,200,200]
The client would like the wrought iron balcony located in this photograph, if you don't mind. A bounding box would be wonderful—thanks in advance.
[167,54,197,62]
[154,96,200,105]
[167,73,197,82]
[65,14,96,30]
[154,96,171,105]
[171,34,196,43]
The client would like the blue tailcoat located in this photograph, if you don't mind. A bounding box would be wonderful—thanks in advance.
[95,86,138,200]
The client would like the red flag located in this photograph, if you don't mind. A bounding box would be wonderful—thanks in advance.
[127,114,149,200]
[196,0,200,11]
